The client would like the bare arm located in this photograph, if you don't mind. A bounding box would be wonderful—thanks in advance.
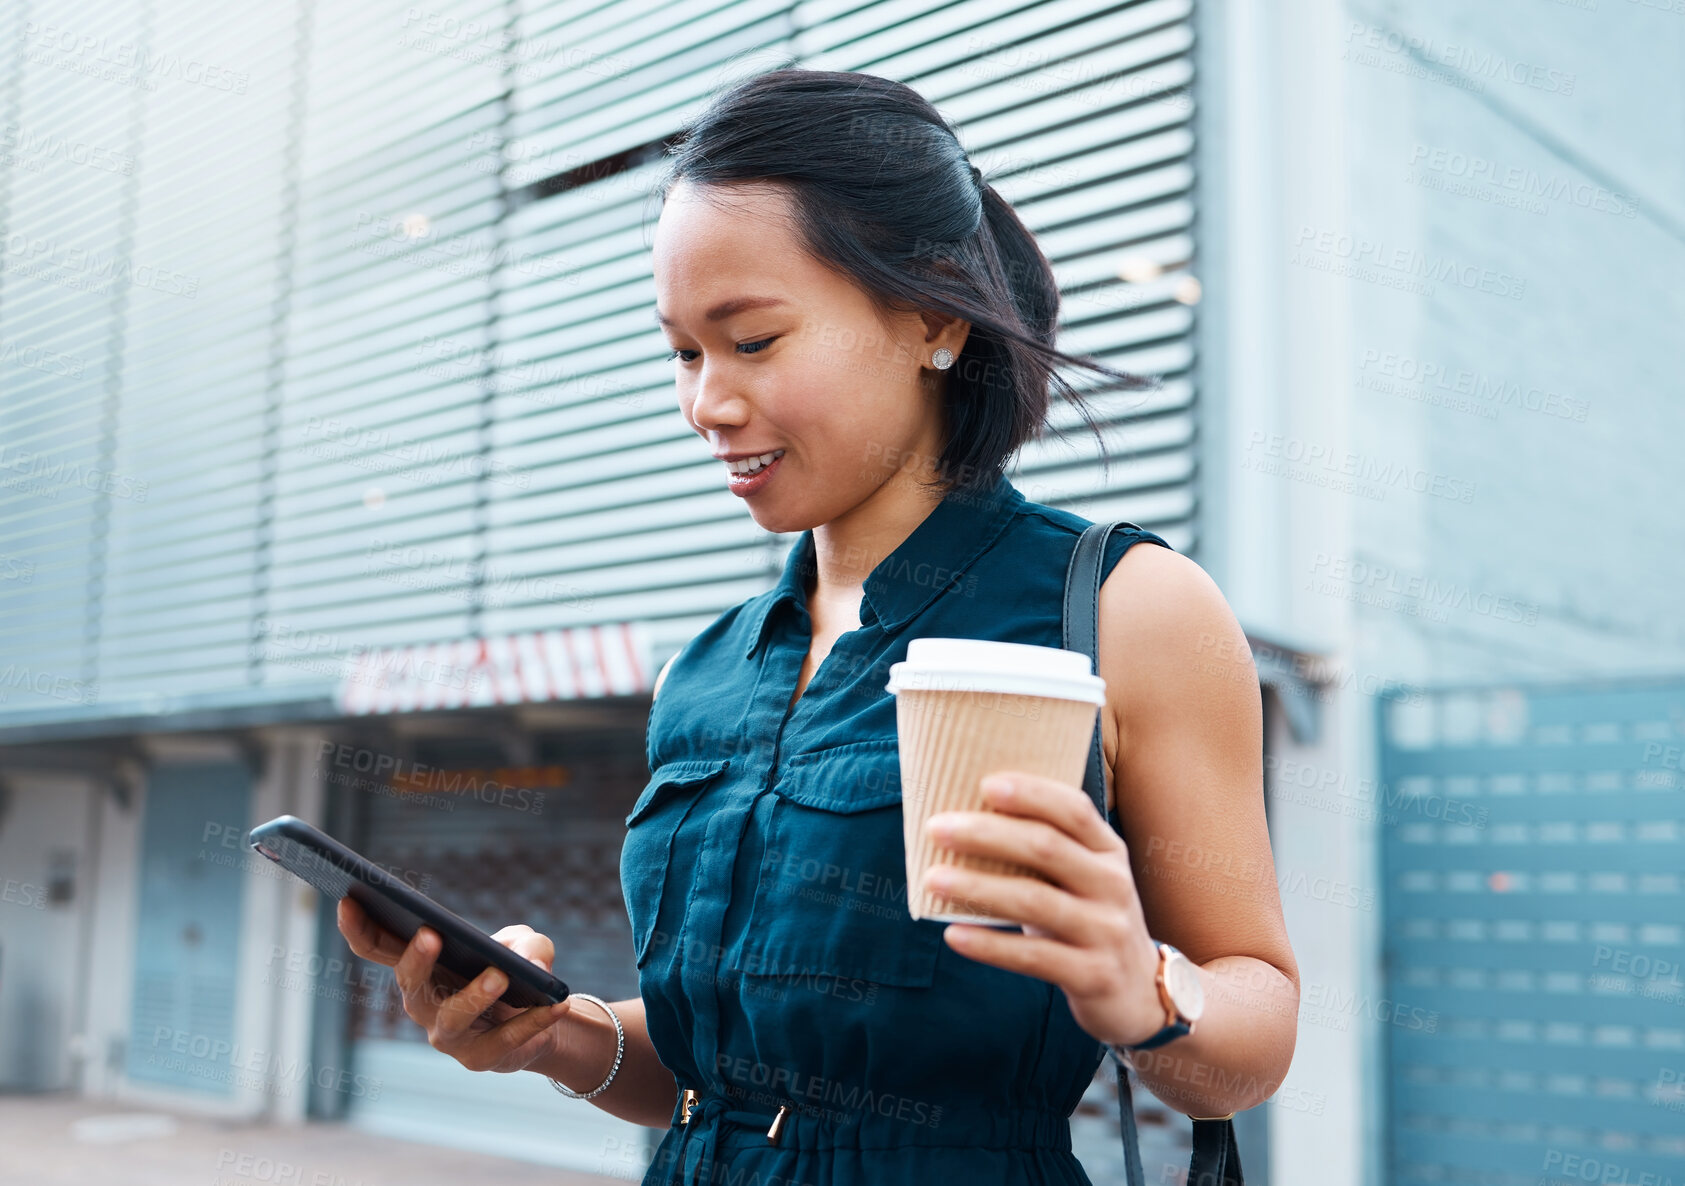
[1099,543,1300,1117]
[524,993,678,1128]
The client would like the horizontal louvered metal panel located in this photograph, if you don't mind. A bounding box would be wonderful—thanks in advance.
[99,0,300,698]
[0,0,1199,729]
[0,0,292,711]
[507,0,792,166]
[471,0,792,647]
[254,0,512,690]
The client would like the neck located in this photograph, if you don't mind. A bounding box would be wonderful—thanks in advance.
[806,473,950,612]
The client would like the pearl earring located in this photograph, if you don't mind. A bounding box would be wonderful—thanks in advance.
[931,347,954,370]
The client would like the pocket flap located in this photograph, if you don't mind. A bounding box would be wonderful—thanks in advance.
[625,757,730,826]
[769,739,904,813]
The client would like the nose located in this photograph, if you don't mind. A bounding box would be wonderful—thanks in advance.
[685,364,749,437]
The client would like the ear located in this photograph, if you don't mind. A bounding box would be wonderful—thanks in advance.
[919,311,972,361]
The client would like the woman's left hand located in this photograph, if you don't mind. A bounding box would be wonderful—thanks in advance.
[921,771,1168,1049]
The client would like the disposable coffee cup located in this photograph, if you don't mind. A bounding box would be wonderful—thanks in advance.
[885,637,1106,925]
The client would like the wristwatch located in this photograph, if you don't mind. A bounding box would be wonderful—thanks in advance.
[1117,941,1205,1051]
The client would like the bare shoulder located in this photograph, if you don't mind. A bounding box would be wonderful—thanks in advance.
[1094,541,1257,751]
[1098,538,1228,622]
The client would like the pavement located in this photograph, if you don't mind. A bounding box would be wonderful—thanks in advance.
[0,1093,631,1185]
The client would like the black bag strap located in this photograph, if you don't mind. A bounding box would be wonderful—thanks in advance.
[1062,521,1244,1186]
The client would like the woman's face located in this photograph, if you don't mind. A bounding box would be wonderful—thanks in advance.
[652,179,967,536]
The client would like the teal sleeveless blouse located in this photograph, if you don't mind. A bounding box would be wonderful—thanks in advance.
[621,472,1171,1185]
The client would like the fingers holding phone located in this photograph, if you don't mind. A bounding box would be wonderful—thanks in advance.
[336,897,477,1007]
[388,923,569,1074]
[490,923,554,973]
[336,899,564,1073]
[336,896,408,966]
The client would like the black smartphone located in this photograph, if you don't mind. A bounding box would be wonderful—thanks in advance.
[249,814,570,1009]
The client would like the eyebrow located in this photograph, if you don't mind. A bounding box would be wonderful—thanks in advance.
[653,296,790,329]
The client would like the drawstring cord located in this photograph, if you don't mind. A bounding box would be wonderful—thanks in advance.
[674,1089,793,1184]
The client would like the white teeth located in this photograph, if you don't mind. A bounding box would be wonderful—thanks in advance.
[728,449,784,475]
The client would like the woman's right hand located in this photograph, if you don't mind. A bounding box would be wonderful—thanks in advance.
[336,897,572,1075]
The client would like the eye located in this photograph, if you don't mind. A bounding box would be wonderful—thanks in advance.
[666,337,778,363]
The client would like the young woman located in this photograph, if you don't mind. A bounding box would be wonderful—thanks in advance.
[339,68,1298,1186]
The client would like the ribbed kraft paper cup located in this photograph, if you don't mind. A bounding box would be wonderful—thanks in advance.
[887,639,1105,925]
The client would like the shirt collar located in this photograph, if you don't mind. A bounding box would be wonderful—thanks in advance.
[743,471,1025,658]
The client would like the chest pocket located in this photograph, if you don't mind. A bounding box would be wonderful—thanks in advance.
[621,757,730,966]
[737,739,944,989]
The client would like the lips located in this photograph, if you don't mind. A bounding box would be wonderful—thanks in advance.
[725,448,786,476]
[725,450,784,495]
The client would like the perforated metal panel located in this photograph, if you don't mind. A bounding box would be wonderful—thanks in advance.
[1379,680,1685,1185]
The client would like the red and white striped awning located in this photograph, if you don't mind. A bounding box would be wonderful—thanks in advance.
[335,622,654,715]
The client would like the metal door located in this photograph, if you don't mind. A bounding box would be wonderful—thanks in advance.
[125,760,250,1095]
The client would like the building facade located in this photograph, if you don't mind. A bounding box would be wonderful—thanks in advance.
[0,0,1245,1178]
[6,2,1677,1184]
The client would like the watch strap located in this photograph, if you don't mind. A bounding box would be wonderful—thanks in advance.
[1125,1019,1191,1050]
[1124,941,1194,1050]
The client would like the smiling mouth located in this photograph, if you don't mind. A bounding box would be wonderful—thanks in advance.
[726,449,785,476]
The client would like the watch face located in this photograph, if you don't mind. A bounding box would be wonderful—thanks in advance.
[1163,951,1205,1021]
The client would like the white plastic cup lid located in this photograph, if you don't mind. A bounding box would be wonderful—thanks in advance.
[885,637,1106,704]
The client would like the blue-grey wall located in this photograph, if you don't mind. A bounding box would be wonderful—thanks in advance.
[1338,0,1685,683]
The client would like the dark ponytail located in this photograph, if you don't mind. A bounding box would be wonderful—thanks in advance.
[653,67,1152,496]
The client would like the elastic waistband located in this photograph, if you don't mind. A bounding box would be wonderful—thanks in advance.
[670,1086,1074,1151]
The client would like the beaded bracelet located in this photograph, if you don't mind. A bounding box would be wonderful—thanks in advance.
[545,993,624,1100]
